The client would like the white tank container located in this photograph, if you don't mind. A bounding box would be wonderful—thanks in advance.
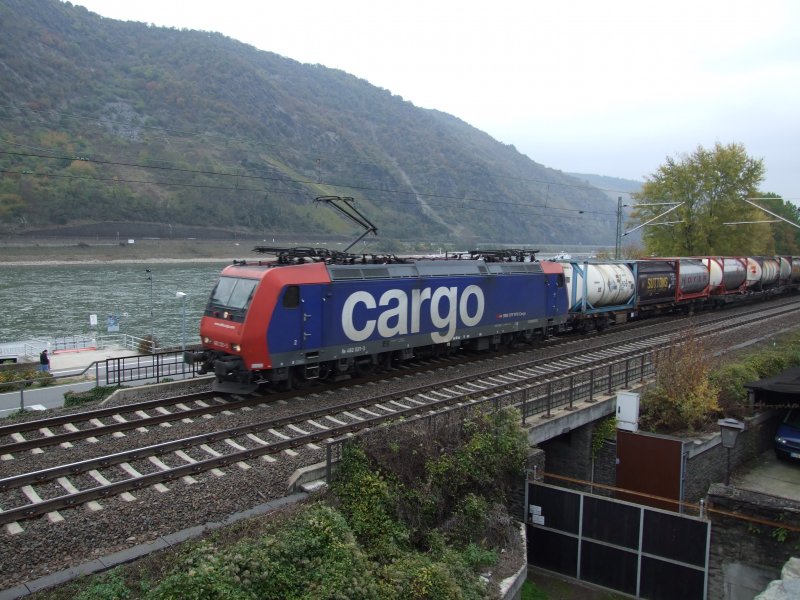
[761,258,779,285]
[678,260,710,294]
[778,256,791,282]
[707,257,746,291]
[745,258,763,288]
[562,262,635,309]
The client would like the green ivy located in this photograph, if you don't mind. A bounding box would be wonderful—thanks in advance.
[63,385,123,407]
[591,417,617,459]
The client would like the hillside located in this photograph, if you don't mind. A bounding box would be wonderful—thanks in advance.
[0,0,618,249]
[567,173,642,201]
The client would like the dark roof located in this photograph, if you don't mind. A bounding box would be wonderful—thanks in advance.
[745,367,800,394]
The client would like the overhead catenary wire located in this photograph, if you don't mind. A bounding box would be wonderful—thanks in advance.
[0,144,619,219]
[0,102,642,197]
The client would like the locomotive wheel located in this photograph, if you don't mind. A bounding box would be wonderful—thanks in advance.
[354,360,375,377]
[275,370,293,392]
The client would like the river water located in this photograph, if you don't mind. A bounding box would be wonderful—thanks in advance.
[0,262,231,348]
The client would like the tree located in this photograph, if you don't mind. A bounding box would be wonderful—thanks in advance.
[631,143,767,256]
[754,193,800,255]
[0,192,26,223]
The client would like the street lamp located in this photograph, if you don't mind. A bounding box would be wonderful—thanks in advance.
[718,418,745,486]
[176,291,187,377]
[175,292,187,350]
[145,269,154,353]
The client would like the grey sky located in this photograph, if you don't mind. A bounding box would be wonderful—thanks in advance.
[70,0,800,201]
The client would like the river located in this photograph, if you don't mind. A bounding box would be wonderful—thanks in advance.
[0,262,230,348]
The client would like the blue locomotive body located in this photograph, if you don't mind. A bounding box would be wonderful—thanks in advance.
[194,258,568,392]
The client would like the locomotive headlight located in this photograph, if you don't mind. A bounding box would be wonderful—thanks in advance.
[203,336,212,344]
[777,437,787,445]
[232,344,241,352]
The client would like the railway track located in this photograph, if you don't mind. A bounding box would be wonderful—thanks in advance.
[1,295,798,591]
[5,293,793,458]
[1,296,798,531]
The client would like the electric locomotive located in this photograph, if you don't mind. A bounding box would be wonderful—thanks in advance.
[186,251,568,393]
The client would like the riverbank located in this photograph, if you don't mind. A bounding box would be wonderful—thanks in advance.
[0,238,250,265]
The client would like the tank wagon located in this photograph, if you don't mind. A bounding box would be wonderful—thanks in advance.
[187,255,568,393]
[559,255,798,330]
[190,252,800,393]
[562,258,710,329]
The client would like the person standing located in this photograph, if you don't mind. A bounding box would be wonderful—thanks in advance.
[39,349,50,372]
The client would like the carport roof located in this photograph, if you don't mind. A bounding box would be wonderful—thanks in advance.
[744,367,800,394]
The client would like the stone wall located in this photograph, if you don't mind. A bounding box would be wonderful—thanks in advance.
[684,412,780,502]
[537,421,593,482]
[510,448,545,521]
[707,484,800,600]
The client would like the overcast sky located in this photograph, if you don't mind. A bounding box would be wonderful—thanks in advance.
[70,0,800,201]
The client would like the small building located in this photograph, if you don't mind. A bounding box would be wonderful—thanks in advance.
[745,367,800,407]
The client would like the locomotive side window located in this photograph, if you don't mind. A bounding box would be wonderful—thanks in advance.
[210,277,258,309]
[283,285,300,308]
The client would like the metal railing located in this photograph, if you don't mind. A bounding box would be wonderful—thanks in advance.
[101,350,203,385]
[325,349,657,480]
[519,351,654,422]
[2,350,206,415]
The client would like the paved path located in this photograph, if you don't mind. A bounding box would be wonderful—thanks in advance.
[734,449,800,502]
[0,347,138,417]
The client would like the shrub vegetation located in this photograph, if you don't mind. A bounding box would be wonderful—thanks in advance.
[0,368,53,392]
[63,385,123,407]
[641,330,800,432]
[41,409,527,600]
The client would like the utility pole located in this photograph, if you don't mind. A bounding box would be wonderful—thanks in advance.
[615,197,623,260]
[145,269,154,353]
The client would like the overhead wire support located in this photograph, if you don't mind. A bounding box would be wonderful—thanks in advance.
[724,220,781,225]
[314,195,378,252]
[623,202,684,236]
[729,199,800,230]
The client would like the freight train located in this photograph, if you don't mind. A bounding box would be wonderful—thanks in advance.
[185,249,800,393]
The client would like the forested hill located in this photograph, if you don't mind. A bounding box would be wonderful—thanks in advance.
[0,0,617,248]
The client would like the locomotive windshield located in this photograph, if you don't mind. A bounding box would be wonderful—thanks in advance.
[209,277,258,310]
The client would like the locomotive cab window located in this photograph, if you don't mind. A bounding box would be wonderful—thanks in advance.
[210,277,258,310]
[283,285,300,308]
[556,274,565,287]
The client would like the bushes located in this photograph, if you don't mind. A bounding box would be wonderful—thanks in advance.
[148,505,386,600]
[640,333,720,432]
[64,385,122,407]
[330,444,409,560]
[330,409,526,597]
[643,331,800,431]
[0,368,52,392]
[43,409,528,599]
[709,362,760,416]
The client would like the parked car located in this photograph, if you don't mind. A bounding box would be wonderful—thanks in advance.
[775,409,800,461]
